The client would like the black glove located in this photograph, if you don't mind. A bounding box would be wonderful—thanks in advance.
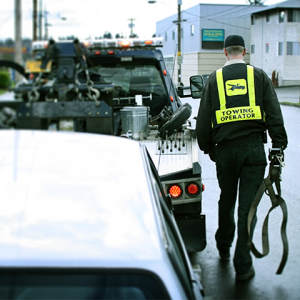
[268,148,284,163]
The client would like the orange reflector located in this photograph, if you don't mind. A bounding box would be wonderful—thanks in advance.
[170,96,174,102]
[163,70,167,75]
[187,183,199,195]
[169,185,182,198]
[145,40,153,45]
[94,51,101,55]
[108,51,115,55]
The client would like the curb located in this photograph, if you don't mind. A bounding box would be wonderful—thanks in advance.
[280,102,300,108]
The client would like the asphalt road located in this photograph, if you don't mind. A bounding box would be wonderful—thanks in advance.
[183,97,300,300]
[1,90,299,299]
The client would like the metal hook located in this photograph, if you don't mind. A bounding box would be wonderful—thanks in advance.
[27,88,40,103]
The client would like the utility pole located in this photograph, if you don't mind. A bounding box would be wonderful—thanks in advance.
[128,18,135,38]
[15,0,22,82]
[44,5,49,40]
[173,0,185,86]
[38,0,43,40]
[148,0,185,86]
[177,0,182,87]
[33,0,38,40]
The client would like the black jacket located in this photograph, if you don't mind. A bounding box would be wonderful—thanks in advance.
[196,63,288,152]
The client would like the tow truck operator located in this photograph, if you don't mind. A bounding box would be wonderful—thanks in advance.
[195,34,288,281]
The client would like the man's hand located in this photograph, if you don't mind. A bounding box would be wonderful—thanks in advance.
[268,148,284,164]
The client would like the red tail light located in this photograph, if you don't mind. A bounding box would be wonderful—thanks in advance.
[186,182,201,197]
[94,51,101,55]
[108,51,115,55]
[187,183,199,195]
[169,185,182,198]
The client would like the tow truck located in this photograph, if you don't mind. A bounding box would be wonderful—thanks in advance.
[0,37,206,252]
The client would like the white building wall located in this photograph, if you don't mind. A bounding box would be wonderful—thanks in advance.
[177,53,250,86]
[284,21,300,85]
[250,9,300,86]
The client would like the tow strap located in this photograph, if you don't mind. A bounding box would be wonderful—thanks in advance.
[247,149,288,274]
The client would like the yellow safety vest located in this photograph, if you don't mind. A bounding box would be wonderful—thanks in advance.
[215,65,262,125]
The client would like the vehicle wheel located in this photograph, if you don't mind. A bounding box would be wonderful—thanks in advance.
[159,103,192,138]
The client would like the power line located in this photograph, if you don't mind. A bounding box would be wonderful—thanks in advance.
[183,10,251,30]
[157,8,252,33]
[201,5,247,19]
[156,23,176,36]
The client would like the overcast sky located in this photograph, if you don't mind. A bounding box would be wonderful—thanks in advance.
[1,0,283,41]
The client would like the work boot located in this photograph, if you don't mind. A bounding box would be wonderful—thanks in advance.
[236,266,255,281]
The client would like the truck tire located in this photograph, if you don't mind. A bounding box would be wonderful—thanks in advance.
[159,102,192,138]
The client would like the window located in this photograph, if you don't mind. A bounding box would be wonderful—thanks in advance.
[181,28,183,39]
[266,43,270,53]
[278,42,283,55]
[172,30,175,40]
[251,15,256,25]
[251,45,255,54]
[165,32,167,42]
[266,13,270,22]
[287,42,300,55]
[89,63,167,99]
[0,271,170,300]
[288,9,300,22]
[279,10,284,23]
[191,24,194,36]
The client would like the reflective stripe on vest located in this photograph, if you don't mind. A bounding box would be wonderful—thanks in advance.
[215,65,262,125]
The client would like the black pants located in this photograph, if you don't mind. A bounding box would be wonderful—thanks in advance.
[215,137,267,273]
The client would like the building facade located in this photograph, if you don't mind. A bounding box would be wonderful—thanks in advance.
[156,3,263,86]
[250,0,300,86]
[156,1,300,87]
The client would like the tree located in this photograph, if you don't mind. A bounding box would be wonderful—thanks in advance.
[5,38,14,46]
[103,32,112,39]
[247,0,264,4]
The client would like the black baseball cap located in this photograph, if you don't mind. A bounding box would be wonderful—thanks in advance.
[224,35,245,48]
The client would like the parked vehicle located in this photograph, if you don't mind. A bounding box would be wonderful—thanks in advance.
[0,37,206,253]
[0,130,204,300]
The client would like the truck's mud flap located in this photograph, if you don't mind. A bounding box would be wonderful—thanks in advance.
[175,214,206,253]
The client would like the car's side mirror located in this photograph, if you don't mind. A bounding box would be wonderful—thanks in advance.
[177,86,191,98]
[189,75,204,99]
